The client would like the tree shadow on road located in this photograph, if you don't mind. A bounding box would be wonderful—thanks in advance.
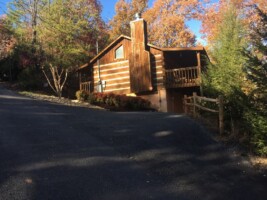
[0,90,266,200]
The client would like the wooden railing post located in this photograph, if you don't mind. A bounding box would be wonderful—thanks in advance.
[218,95,224,135]
[80,81,91,93]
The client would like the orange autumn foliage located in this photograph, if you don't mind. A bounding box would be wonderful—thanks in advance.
[143,0,202,47]
[0,16,16,59]
[109,0,148,40]
[200,0,267,45]
[109,0,202,48]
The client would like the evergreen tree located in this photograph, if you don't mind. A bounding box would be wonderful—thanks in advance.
[203,3,247,96]
[202,3,250,141]
[244,6,267,155]
[245,6,267,108]
[203,3,267,155]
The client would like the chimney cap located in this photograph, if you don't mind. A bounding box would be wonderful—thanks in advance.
[135,13,141,20]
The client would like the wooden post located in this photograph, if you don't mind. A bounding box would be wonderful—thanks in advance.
[193,92,197,118]
[218,95,224,135]
[196,52,203,96]
[183,95,187,114]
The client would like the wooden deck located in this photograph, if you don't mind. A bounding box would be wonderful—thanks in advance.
[164,66,200,88]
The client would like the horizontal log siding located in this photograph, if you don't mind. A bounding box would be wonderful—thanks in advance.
[93,60,130,94]
[151,54,164,89]
[149,46,162,55]
[90,38,132,94]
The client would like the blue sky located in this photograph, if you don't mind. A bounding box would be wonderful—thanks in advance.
[100,0,203,43]
[0,0,203,44]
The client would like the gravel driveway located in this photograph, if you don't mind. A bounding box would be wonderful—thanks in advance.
[0,83,266,200]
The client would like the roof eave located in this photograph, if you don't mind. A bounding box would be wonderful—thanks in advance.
[147,43,163,51]
[76,62,89,71]
[147,44,206,52]
[160,46,205,51]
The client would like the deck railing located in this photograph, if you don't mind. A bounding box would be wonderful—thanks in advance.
[80,81,92,92]
[164,66,200,88]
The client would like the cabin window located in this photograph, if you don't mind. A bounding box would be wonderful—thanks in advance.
[115,45,124,59]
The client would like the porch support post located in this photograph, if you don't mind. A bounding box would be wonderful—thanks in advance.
[197,52,203,95]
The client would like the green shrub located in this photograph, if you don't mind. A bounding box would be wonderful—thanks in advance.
[75,90,89,101]
[18,67,42,90]
[245,111,267,156]
[203,84,267,156]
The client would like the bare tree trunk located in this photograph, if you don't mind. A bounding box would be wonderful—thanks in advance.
[42,64,68,99]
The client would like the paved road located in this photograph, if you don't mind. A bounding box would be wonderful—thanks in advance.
[0,83,266,200]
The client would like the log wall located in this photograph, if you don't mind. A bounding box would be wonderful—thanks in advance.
[150,53,164,90]
[91,38,132,94]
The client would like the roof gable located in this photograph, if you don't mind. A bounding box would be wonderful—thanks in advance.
[78,35,131,70]
[91,35,131,63]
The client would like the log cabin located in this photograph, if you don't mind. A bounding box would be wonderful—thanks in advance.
[78,14,208,113]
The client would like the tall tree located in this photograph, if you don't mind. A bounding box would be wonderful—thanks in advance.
[201,1,267,155]
[202,3,247,95]
[143,0,201,47]
[7,0,45,69]
[245,6,267,107]
[201,2,254,143]
[0,16,15,60]
[109,0,148,40]
[243,5,267,155]
[37,0,105,98]
[0,16,16,80]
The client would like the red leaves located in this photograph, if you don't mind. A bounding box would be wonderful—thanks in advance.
[77,91,152,111]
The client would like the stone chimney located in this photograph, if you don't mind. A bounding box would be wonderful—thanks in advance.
[129,14,152,93]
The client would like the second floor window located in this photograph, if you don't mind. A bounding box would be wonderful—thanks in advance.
[115,45,124,59]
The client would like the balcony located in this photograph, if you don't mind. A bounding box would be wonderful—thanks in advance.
[164,66,201,88]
